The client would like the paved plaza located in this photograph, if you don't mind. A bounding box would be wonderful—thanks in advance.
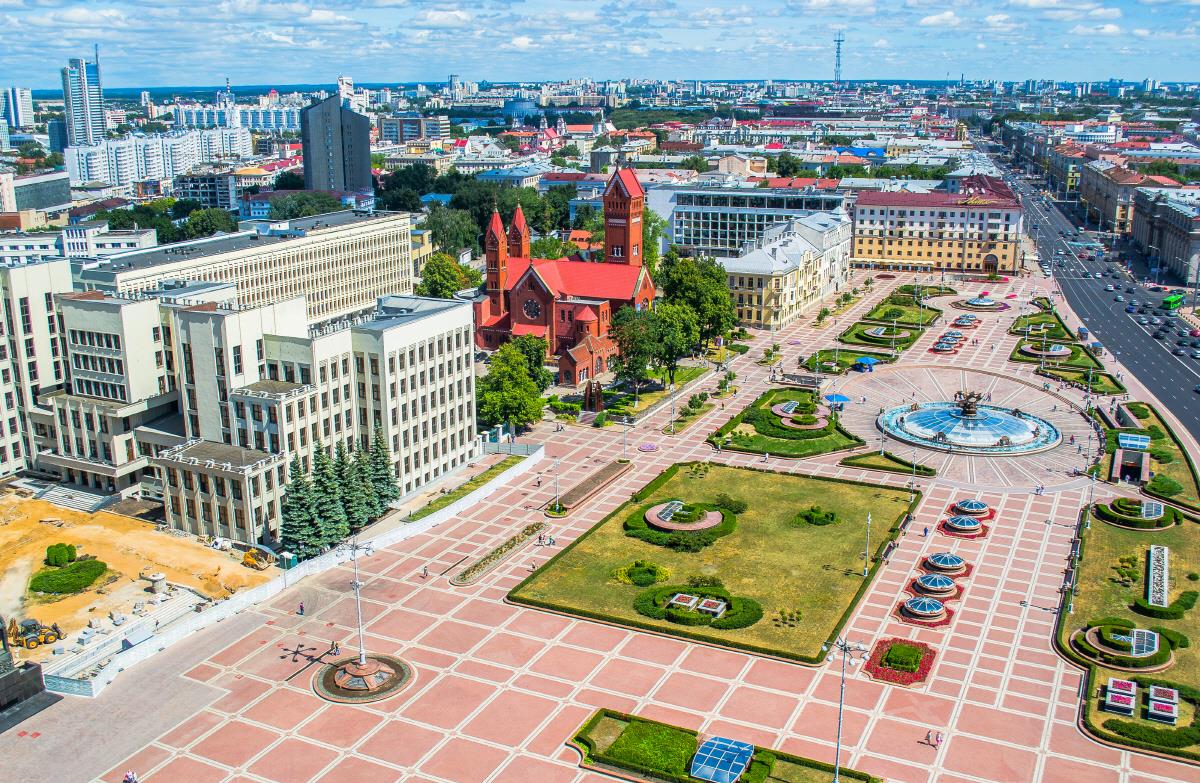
[3,272,1197,783]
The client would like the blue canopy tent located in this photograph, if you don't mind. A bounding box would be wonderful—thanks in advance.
[854,356,880,372]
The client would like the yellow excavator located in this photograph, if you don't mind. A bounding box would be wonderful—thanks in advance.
[242,548,276,570]
[6,617,63,649]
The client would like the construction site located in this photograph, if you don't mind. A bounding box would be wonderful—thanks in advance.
[0,491,276,664]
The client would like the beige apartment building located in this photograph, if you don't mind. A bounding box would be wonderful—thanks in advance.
[1078,160,1180,237]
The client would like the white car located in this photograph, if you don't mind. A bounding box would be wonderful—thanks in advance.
[1105,284,1115,291]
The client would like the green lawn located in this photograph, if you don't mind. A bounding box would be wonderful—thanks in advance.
[1039,367,1125,396]
[1010,339,1102,370]
[510,463,913,661]
[710,387,863,458]
[604,366,708,416]
[896,283,956,298]
[1126,404,1200,509]
[840,451,936,476]
[839,321,923,351]
[802,349,895,375]
[1010,312,1073,341]
[863,300,940,327]
[408,456,523,521]
[1061,508,1200,759]
[664,402,714,434]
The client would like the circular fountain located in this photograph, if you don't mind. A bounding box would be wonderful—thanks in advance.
[902,596,948,621]
[914,573,958,597]
[924,552,967,575]
[877,390,1061,454]
[954,294,1009,312]
[953,499,990,516]
[1019,342,1072,359]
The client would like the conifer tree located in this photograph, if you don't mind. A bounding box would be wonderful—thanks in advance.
[354,448,383,520]
[369,429,400,506]
[280,455,321,560]
[343,450,374,532]
[311,442,349,547]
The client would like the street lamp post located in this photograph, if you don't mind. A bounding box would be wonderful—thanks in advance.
[336,538,374,668]
[554,458,561,511]
[823,637,869,783]
[909,448,917,502]
[862,512,872,578]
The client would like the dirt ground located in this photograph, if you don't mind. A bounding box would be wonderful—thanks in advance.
[0,495,275,650]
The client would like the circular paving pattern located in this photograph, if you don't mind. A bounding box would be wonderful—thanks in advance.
[313,654,414,704]
[644,501,722,531]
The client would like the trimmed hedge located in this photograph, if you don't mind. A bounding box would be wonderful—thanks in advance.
[1133,591,1197,621]
[1151,626,1191,650]
[1092,500,1179,529]
[1073,631,1171,668]
[1098,625,1133,652]
[881,642,923,673]
[633,584,764,630]
[624,504,736,551]
[44,543,77,567]
[839,450,937,477]
[28,559,106,594]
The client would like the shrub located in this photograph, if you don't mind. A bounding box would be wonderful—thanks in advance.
[29,559,107,594]
[633,584,763,631]
[613,559,670,586]
[1147,474,1183,497]
[1125,402,1150,419]
[602,719,697,777]
[593,411,608,427]
[1102,719,1200,749]
[687,575,724,588]
[1147,424,1167,441]
[710,596,764,629]
[1098,625,1133,651]
[665,606,711,626]
[881,642,924,673]
[1150,447,1175,464]
[1133,591,1197,620]
[1089,616,1135,629]
[1189,572,1199,582]
[713,493,748,514]
[793,505,838,526]
[879,306,905,321]
[625,505,735,551]
[1151,627,1190,650]
[548,399,582,415]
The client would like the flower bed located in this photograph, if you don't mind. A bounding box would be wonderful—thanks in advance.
[451,522,544,586]
[558,460,634,510]
[863,638,937,686]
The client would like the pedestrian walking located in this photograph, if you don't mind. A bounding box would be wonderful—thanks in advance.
[924,730,933,746]
[535,475,542,487]
[923,526,929,537]
[331,640,341,656]
[421,565,429,579]
[935,731,943,748]
[298,601,305,616]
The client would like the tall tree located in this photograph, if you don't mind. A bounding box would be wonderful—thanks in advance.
[353,448,383,520]
[416,252,481,298]
[342,450,374,532]
[421,206,480,255]
[509,334,555,392]
[268,191,343,219]
[310,442,349,547]
[183,208,238,239]
[476,342,544,432]
[529,236,578,259]
[369,429,400,507]
[279,455,322,560]
[657,252,736,347]
[274,170,304,190]
[642,207,666,276]
[652,302,700,384]
[609,307,657,401]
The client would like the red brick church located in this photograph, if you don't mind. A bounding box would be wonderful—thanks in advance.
[474,168,657,385]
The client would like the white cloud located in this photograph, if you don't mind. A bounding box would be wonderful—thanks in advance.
[1088,7,1121,18]
[412,9,471,28]
[1070,22,1122,34]
[919,10,962,26]
[873,37,890,48]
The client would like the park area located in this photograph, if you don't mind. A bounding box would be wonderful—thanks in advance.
[839,321,924,351]
[1010,311,1073,341]
[709,387,862,458]
[1059,502,1200,761]
[802,348,894,375]
[863,294,941,327]
[0,493,273,658]
[509,463,913,662]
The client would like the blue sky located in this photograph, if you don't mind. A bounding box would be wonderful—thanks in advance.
[1,0,1197,89]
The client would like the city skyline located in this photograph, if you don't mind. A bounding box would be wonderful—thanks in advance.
[2,0,1199,89]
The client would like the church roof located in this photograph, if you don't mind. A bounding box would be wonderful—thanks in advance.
[486,208,505,240]
[509,204,528,236]
[508,257,647,301]
[564,334,617,365]
[575,305,599,322]
[608,167,646,199]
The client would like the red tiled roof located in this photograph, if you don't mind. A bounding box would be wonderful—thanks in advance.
[575,306,598,322]
[565,124,595,133]
[1146,175,1182,187]
[855,190,1019,208]
[511,323,547,337]
[509,257,646,300]
[543,172,588,182]
[609,168,645,199]
[565,334,616,364]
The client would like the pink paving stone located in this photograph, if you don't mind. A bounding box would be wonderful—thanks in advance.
[463,690,559,745]
[505,609,572,639]
[357,720,443,767]
[418,620,491,654]
[240,641,334,681]
[367,609,436,641]
[404,645,458,669]
[183,662,222,682]
[560,622,629,652]
[812,672,884,711]
[211,628,282,667]
[296,704,386,747]
[854,753,934,783]
[1047,722,1122,766]
[618,633,688,666]
[455,658,514,683]
[882,688,956,726]
[678,645,749,679]
[1040,755,1122,783]
[1006,675,1054,699]
[492,754,579,783]
[720,686,798,728]
[401,587,465,615]
[159,710,225,748]
[241,686,326,730]
[403,674,498,729]
[314,757,402,783]
[144,755,229,783]
[209,674,274,713]
[779,734,848,768]
[970,670,1003,689]
[1002,691,1052,716]
[790,701,870,746]
[638,703,707,731]
[1127,749,1200,779]
[514,673,576,698]
[862,715,943,764]
[102,744,171,783]
[942,734,1039,782]
[654,671,731,713]
[421,737,511,783]
[700,719,778,749]
[320,596,389,628]
[589,658,667,697]
[574,688,638,713]
[473,632,547,667]
[247,738,339,783]
[742,657,817,692]
[452,597,519,626]
[525,703,595,757]
[529,645,605,681]
[191,720,280,767]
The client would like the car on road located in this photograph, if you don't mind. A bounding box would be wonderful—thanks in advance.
[1115,295,1125,302]
[1192,351,1200,360]
[1193,339,1200,348]
[1126,286,1137,292]
[1125,305,1136,312]
[1105,284,1115,291]
[1153,332,1166,340]
[1195,385,1200,394]
[1174,348,1188,356]
[1130,300,1140,307]
[1191,329,1200,338]
[1094,272,1103,279]
[1151,318,1163,326]
[1179,339,1193,346]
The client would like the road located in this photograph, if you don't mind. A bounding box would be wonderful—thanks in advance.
[978,139,1200,441]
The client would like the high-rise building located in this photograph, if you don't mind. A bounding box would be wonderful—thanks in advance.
[300,95,371,194]
[3,86,34,129]
[61,48,105,146]
[0,118,9,152]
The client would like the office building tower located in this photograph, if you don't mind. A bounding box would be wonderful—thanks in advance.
[3,86,34,129]
[61,49,105,146]
[0,118,9,152]
[47,119,68,153]
[300,95,371,194]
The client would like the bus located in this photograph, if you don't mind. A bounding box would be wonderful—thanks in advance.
[1163,292,1185,311]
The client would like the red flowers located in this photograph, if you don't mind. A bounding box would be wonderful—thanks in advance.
[863,638,937,686]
